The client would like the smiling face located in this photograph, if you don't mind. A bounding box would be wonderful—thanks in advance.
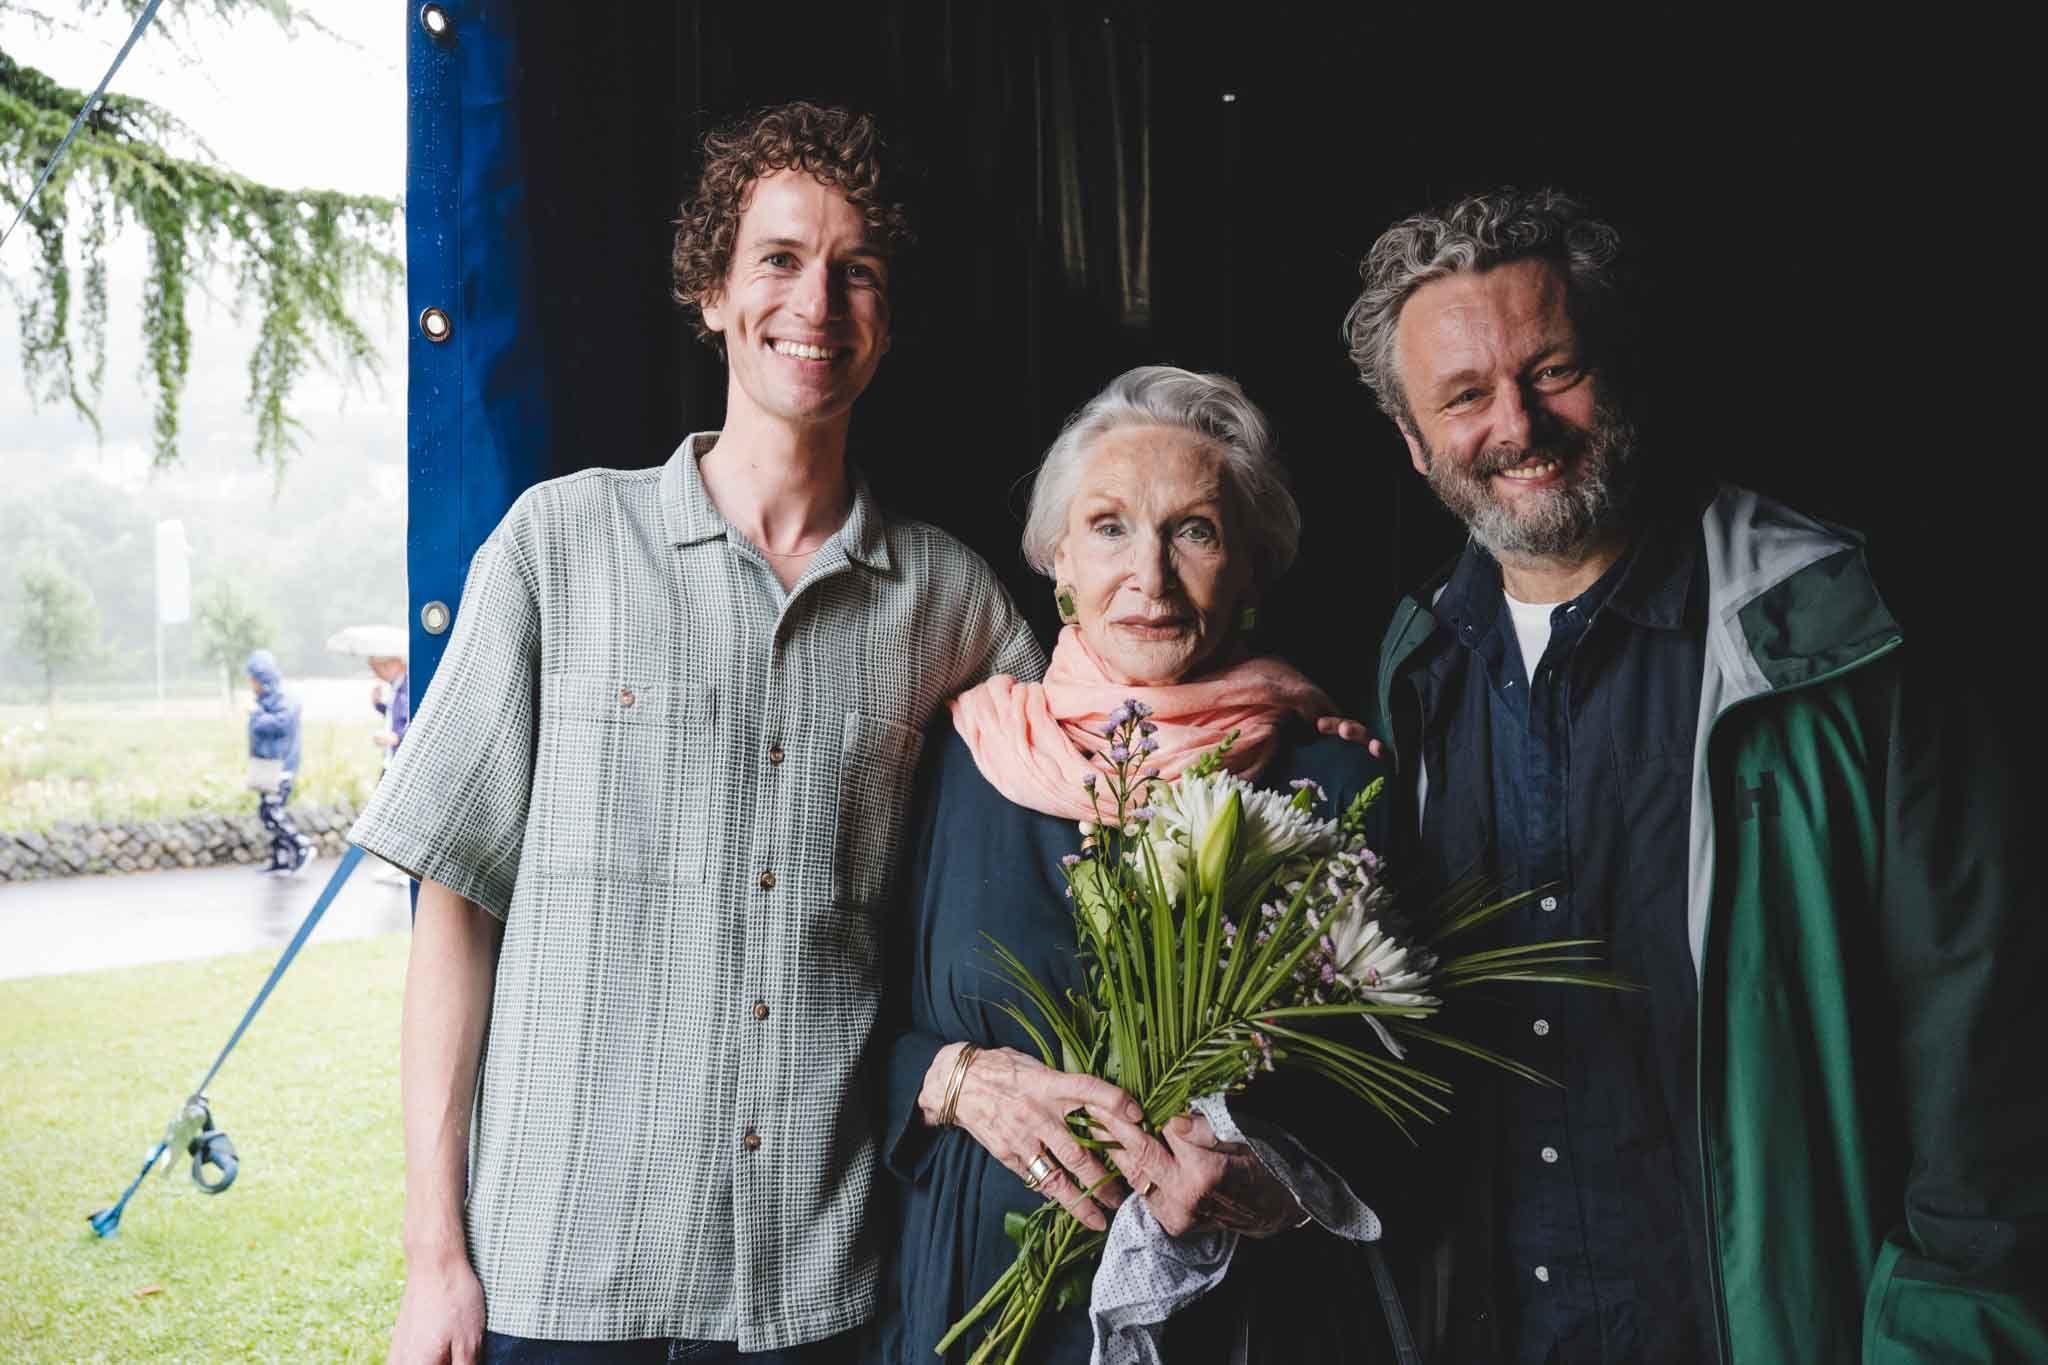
[1051,424,1253,686]
[1392,257,1635,562]
[698,170,892,434]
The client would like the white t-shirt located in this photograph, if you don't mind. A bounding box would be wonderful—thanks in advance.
[1503,590,1559,684]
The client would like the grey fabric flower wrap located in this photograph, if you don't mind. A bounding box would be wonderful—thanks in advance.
[1087,1093,1382,1365]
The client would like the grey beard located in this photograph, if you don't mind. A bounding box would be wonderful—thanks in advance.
[1421,405,1638,562]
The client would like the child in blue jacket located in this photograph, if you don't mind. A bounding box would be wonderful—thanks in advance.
[246,649,312,875]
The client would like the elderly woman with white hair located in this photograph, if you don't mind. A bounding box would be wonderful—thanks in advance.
[873,367,1396,1363]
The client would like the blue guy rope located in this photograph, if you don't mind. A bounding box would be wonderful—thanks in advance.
[89,843,368,1238]
[0,0,166,254]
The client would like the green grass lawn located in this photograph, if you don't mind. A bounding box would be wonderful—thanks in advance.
[1,694,385,831]
[0,934,408,1362]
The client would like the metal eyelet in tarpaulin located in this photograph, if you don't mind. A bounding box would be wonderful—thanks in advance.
[407,0,550,700]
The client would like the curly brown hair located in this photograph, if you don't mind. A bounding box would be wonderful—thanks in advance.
[671,101,915,346]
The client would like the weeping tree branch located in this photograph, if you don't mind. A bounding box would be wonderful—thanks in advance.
[0,24,401,474]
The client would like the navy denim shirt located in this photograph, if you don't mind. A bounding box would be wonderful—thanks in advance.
[1411,507,1717,1365]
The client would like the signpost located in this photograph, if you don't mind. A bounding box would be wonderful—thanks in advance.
[154,519,191,711]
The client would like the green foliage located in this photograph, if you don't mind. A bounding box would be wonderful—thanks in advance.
[12,550,101,706]
[191,576,273,693]
[0,933,405,1361]
[0,25,401,474]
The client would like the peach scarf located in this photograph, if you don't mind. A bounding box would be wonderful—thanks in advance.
[947,627,1331,820]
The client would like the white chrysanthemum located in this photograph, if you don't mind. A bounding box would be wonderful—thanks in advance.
[1154,771,1337,871]
[1326,906,1438,1010]
[1137,834,1191,902]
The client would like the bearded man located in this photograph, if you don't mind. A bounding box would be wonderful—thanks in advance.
[1347,189,2045,1363]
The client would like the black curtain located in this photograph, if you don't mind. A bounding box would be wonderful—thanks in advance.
[497,0,2004,707]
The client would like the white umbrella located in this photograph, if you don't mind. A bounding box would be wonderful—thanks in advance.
[324,624,409,659]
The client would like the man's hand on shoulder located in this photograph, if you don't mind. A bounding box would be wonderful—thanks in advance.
[389,1251,486,1365]
[1315,714,1386,759]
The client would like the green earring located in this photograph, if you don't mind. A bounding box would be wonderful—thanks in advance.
[1238,604,1259,632]
[1055,584,1079,624]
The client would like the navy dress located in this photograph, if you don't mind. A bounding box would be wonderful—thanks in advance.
[872,724,1406,1364]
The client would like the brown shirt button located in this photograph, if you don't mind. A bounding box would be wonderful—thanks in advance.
[618,687,636,708]
[741,1128,762,1152]
[753,1001,770,1021]
[757,869,776,891]
[767,743,785,766]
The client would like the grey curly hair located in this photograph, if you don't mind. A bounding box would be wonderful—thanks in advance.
[1342,187,1626,432]
[1020,365,1301,588]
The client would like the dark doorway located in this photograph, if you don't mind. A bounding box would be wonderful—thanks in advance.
[496,2,1999,705]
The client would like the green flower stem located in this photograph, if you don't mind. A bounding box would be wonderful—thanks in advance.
[936,1246,1026,1354]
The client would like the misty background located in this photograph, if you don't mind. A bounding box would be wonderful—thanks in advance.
[0,1,405,699]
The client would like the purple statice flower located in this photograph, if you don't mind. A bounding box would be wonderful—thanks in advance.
[1222,917,1237,946]
[1261,901,1282,919]
[1136,736,1159,755]
[1130,806,1158,822]
[1082,773,1098,791]
[1289,778,1328,803]
[1320,961,1337,985]
[1109,743,1130,764]
[1060,854,1081,868]
[1131,701,1154,720]
[1142,766,1162,780]
[1140,720,1158,736]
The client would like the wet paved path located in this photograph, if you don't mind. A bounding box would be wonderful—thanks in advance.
[0,855,412,980]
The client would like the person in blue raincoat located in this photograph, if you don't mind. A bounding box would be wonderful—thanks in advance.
[246,649,312,875]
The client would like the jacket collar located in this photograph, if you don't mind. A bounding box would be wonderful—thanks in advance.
[1698,485,1901,700]
[659,431,892,572]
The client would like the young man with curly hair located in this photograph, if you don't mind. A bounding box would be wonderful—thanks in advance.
[359,102,1044,1365]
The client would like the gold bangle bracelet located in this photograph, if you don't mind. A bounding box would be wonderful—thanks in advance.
[937,1043,979,1127]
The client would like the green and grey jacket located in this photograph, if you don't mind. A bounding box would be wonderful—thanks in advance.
[1371,486,2046,1363]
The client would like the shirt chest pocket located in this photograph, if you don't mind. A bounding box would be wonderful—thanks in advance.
[533,674,718,883]
[833,709,926,911]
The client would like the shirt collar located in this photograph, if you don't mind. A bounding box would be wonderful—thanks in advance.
[660,431,892,572]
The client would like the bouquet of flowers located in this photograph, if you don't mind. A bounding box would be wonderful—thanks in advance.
[936,700,1628,1363]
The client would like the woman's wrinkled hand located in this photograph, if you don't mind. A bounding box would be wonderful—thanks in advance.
[1087,1107,1304,1240]
[921,1043,1141,1232]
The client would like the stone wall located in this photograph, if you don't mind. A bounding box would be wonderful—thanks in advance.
[0,802,360,881]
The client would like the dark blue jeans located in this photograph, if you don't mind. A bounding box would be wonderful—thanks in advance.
[480,1330,854,1365]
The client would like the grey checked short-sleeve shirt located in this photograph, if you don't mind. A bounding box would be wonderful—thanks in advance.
[350,434,1044,1348]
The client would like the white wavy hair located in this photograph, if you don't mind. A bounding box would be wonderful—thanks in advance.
[1019,365,1301,587]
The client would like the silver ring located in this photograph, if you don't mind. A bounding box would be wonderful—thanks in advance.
[1023,1153,1056,1190]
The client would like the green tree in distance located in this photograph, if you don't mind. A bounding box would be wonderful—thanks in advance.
[191,574,271,699]
[0,1,402,475]
[13,550,101,712]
